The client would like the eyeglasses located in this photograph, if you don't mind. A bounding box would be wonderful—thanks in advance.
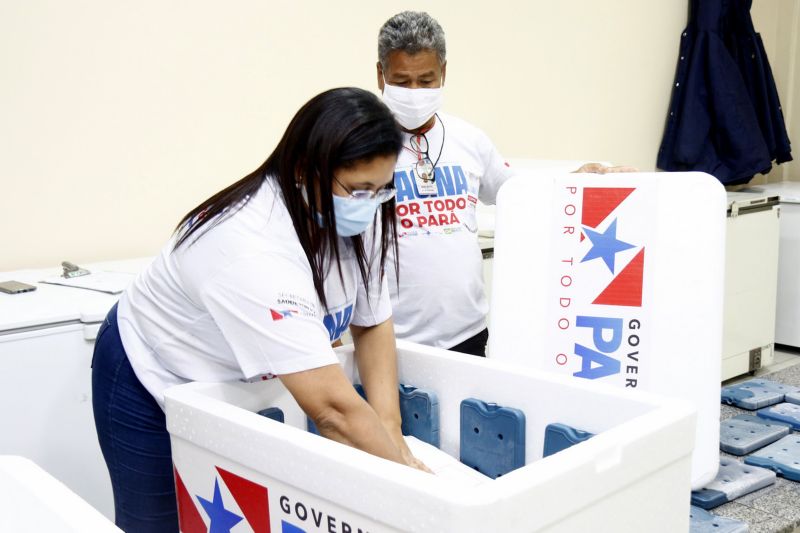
[333,176,396,203]
[409,134,436,182]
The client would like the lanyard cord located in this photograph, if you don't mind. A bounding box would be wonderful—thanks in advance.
[403,113,446,170]
[427,113,445,169]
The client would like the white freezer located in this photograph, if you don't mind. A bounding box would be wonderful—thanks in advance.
[744,182,800,349]
[0,258,151,519]
[722,191,780,380]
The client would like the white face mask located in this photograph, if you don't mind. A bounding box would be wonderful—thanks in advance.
[381,78,443,130]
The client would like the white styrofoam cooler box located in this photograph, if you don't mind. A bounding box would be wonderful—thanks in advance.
[0,456,121,533]
[475,159,605,237]
[166,341,695,533]
[489,172,725,490]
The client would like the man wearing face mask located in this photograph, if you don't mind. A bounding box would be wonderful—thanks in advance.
[377,12,637,357]
[377,11,512,357]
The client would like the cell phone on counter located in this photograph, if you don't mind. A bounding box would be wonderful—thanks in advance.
[0,280,37,294]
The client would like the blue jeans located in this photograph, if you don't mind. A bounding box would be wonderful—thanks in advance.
[92,304,178,532]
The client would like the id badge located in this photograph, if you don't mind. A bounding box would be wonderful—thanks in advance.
[415,174,437,195]
[414,161,437,195]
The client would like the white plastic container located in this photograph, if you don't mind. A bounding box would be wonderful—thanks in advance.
[488,171,725,490]
[166,341,695,533]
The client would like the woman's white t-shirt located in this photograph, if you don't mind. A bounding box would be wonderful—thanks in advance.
[117,178,391,407]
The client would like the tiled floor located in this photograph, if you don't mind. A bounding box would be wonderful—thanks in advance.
[716,345,800,533]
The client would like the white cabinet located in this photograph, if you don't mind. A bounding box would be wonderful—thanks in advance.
[0,324,113,518]
[0,258,150,519]
[721,192,780,380]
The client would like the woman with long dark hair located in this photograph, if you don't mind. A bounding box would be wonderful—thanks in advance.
[91,87,427,532]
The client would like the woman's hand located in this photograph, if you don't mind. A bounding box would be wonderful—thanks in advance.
[401,447,433,473]
[573,162,639,174]
[279,364,406,464]
[383,420,433,474]
[350,318,433,473]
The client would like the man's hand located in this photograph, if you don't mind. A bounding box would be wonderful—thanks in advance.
[573,163,639,174]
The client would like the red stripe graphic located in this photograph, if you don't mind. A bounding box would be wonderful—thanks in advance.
[592,248,645,307]
[217,467,271,533]
[174,467,207,533]
[581,188,635,228]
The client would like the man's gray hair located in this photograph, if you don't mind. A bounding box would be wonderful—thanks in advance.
[378,11,446,70]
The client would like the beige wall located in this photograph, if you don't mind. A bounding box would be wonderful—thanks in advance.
[0,0,797,270]
[750,0,799,185]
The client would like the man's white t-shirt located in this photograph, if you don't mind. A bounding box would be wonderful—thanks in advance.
[388,112,513,349]
[117,178,392,407]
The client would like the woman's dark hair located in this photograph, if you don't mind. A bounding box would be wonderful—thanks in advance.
[173,87,402,310]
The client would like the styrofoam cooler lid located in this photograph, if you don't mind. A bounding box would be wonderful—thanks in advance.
[477,159,601,238]
[0,456,121,532]
[488,171,725,489]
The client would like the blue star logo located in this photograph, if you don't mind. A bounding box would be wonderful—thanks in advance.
[581,219,635,273]
[197,478,243,533]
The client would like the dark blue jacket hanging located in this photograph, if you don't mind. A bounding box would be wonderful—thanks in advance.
[725,0,792,166]
[657,0,792,185]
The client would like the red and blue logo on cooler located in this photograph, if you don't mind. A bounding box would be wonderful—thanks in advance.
[579,187,644,307]
[174,466,371,532]
[554,185,649,388]
[175,466,272,532]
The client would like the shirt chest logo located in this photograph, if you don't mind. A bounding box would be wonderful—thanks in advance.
[323,304,353,342]
[394,165,478,233]
[394,164,470,202]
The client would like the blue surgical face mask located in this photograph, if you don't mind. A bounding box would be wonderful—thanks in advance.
[332,195,380,237]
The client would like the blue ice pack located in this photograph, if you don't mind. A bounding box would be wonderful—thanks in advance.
[719,414,792,455]
[756,402,800,430]
[257,407,285,423]
[691,458,776,509]
[744,434,800,481]
[689,506,749,533]
[785,390,800,406]
[399,384,440,447]
[459,398,525,479]
[721,379,799,410]
[543,423,594,458]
